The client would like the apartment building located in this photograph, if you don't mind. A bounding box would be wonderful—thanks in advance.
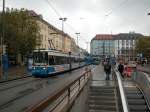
[90,34,115,57]
[113,33,142,61]
[29,10,74,53]
[64,34,72,53]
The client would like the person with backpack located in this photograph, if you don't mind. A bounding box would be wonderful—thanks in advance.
[104,61,111,80]
[118,61,124,78]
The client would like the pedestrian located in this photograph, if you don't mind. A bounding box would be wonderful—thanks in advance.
[118,61,124,78]
[104,61,111,80]
[141,60,145,67]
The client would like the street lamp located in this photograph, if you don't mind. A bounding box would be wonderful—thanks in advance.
[59,17,67,52]
[59,17,67,32]
[103,39,105,57]
[75,32,80,46]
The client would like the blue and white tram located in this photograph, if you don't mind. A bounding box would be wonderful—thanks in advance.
[31,50,85,77]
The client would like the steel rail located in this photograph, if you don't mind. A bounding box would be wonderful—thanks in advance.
[25,69,91,112]
[0,75,32,83]
[0,78,43,92]
[0,80,48,110]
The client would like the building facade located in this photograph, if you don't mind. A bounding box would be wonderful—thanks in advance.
[64,34,72,53]
[90,34,115,57]
[113,33,142,61]
[29,10,76,53]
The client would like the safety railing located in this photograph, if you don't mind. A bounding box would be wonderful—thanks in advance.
[131,70,150,108]
[113,67,129,112]
[26,68,91,112]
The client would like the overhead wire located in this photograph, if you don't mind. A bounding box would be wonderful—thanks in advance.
[45,0,62,17]
[105,0,129,17]
[45,0,88,47]
[44,0,129,46]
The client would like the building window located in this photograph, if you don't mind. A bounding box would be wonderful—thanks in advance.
[130,40,133,46]
[126,40,129,45]
[41,34,43,41]
[122,40,125,46]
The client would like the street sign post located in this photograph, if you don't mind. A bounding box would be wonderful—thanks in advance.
[2,53,8,79]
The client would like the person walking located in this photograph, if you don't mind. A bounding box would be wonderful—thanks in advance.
[104,61,111,80]
[118,61,124,78]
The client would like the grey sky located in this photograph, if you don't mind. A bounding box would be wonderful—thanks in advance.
[0,0,150,50]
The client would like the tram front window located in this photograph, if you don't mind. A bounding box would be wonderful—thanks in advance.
[33,52,48,65]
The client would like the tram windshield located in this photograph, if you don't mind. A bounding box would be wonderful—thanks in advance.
[33,52,48,65]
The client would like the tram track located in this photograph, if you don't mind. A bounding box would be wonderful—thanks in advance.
[0,66,91,112]
[0,76,56,111]
[0,75,32,83]
[0,81,48,110]
[0,77,44,92]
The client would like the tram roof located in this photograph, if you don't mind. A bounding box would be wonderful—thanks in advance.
[33,49,85,58]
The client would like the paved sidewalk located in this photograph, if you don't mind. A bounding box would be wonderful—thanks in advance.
[91,64,114,87]
[0,65,29,81]
[92,64,113,80]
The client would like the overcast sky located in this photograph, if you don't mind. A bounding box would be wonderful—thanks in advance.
[0,0,150,51]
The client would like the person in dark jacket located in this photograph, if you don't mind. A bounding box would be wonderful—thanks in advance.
[104,61,111,80]
[118,61,124,78]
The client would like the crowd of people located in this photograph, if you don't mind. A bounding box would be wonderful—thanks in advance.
[102,59,136,80]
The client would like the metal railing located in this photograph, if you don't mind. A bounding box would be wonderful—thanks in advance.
[131,70,150,108]
[25,68,91,112]
[113,67,129,112]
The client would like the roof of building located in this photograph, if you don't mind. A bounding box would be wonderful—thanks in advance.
[27,10,74,39]
[112,33,143,40]
[92,33,143,41]
[92,34,114,40]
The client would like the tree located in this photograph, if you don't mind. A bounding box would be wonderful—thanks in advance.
[0,8,41,64]
[136,36,150,57]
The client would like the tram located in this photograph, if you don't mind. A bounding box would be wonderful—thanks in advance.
[31,50,86,77]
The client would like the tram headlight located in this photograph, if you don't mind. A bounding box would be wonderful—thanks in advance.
[43,67,46,70]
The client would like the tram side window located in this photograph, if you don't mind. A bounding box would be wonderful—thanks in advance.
[54,56,61,65]
[63,57,68,64]
[55,56,59,65]
[54,56,68,65]
[71,57,75,63]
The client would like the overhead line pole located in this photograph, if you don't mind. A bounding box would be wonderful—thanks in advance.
[59,17,67,52]
[75,32,80,47]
